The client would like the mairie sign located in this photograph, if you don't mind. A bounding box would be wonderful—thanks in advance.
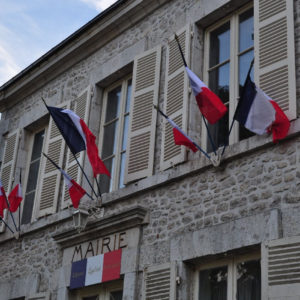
[70,249,122,289]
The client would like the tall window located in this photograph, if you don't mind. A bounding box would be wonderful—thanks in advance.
[204,5,254,152]
[99,76,132,193]
[22,129,45,224]
[196,254,261,300]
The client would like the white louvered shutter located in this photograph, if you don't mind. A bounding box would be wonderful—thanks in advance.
[254,0,296,120]
[124,46,161,184]
[143,262,176,300]
[36,102,69,217]
[0,129,20,232]
[61,86,92,209]
[160,25,191,171]
[261,236,300,299]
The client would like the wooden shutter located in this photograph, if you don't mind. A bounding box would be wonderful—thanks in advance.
[61,86,92,209]
[160,25,191,171]
[143,262,176,300]
[254,0,296,120]
[124,46,161,184]
[0,129,20,232]
[261,236,300,299]
[36,102,69,218]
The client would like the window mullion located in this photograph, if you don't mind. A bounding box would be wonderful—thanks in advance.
[228,260,235,300]
[229,14,239,145]
[113,81,127,190]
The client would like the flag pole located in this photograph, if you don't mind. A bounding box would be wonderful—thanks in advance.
[72,153,98,199]
[221,58,255,156]
[94,176,103,201]
[154,105,211,160]
[4,193,18,232]
[174,34,217,155]
[42,152,94,201]
[42,97,98,199]
[0,216,14,234]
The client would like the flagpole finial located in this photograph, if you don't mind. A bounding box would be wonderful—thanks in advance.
[153,104,159,111]
[174,33,179,42]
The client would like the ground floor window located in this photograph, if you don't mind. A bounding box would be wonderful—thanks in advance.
[196,253,260,300]
[74,280,123,300]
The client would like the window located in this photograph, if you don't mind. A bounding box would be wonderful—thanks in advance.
[195,254,260,300]
[204,5,254,152]
[22,128,45,224]
[99,76,132,193]
[75,281,123,300]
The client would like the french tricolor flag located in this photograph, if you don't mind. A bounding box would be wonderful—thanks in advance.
[0,180,8,218]
[186,67,228,124]
[46,106,110,178]
[8,183,23,213]
[70,249,122,289]
[60,169,86,209]
[166,116,198,153]
[235,77,290,142]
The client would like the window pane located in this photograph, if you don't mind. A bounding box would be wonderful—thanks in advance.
[118,153,126,189]
[199,266,228,300]
[239,50,254,95]
[122,115,129,151]
[237,260,261,300]
[209,63,230,103]
[102,121,119,159]
[26,160,41,192]
[21,191,35,224]
[210,22,230,67]
[31,130,44,161]
[239,9,254,52]
[99,157,114,193]
[239,50,254,141]
[110,290,123,300]
[125,79,132,113]
[105,86,121,122]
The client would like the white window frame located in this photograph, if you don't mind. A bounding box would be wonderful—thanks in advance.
[75,280,123,300]
[99,75,132,193]
[202,3,254,150]
[22,125,48,224]
[193,252,260,300]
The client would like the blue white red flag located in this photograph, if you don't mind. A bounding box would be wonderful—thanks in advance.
[235,77,290,142]
[46,106,110,178]
[70,249,122,289]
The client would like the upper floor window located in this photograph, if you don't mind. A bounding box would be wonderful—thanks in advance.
[99,76,132,193]
[204,5,254,152]
[22,128,45,224]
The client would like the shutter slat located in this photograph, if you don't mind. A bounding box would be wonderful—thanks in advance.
[124,46,161,184]
[255,0,296,120]
[61,86,92,209]
[160,25,190,171]
[0,129,20,233]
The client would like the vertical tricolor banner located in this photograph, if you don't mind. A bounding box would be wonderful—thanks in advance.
[70,249,122,289]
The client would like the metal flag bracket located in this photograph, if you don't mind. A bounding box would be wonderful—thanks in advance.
[210,150,221,167]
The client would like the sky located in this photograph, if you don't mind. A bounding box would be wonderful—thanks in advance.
[0,0,117,86]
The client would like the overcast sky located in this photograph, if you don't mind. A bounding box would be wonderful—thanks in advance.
[0,0,117,86]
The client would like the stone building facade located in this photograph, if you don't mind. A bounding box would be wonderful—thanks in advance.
[0,0,299,299]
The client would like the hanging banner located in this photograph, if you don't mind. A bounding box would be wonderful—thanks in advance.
[70,249,122,290]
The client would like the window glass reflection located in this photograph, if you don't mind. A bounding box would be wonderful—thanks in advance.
[199,266,228,300]
[239,9,254,52]
[210,22,230,67]
[106,86,121,122]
